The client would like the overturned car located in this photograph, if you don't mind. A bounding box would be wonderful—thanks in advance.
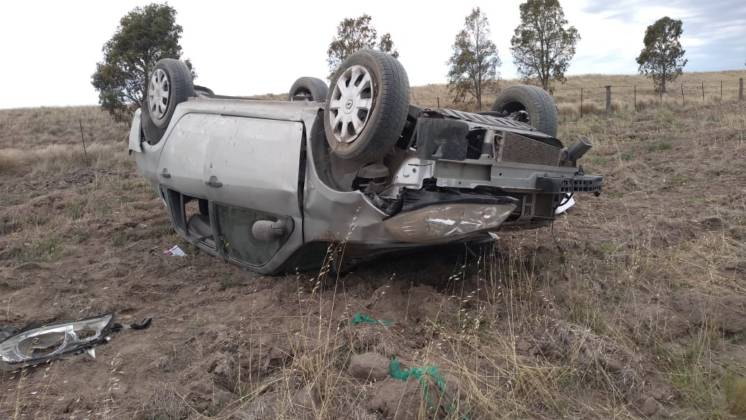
[129,50,602,274]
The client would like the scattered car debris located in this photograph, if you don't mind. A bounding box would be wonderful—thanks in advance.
[388,357,463,416]
[0,313,115,371]
[0,314,153,371]
[351,313,392,326]
[129,317,153,330]
[164,245,187,257]
[555,194,576,215]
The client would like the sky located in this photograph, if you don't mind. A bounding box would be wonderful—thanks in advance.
[0,0,744,109]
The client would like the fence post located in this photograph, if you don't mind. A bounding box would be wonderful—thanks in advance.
[605,85,611,115]
[580,87,584,118]
[740,78,744,101]
[436,96,440,108]
[78,120,89,164]
[721,80,723,100]
[633,85,637,111]
[681,83,685,105]
[701,81,705,102]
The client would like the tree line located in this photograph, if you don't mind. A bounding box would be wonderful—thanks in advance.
[93,2,692,120]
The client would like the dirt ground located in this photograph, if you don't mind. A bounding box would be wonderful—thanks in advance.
[1,96,745,419]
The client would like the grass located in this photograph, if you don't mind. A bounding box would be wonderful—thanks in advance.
[409,70,746,115]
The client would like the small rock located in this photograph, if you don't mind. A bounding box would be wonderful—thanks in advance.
[348,352,389,382]
[208,352,237,391]
[641,396,660,417]
[603,356,625,373]
[700,216,725,230]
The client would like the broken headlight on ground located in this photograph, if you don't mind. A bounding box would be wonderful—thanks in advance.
[0,313,114,371]
[383,202,517,243]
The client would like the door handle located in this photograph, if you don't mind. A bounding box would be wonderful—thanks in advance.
[160,168,171,179]
[206,175,223,188]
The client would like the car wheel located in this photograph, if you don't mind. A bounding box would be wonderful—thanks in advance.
[289,77,328,102]
[141,59,195,145]
[491,85,558,137]
[324,50,409,162]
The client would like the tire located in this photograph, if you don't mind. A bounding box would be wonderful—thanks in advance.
[289,77,328,102]
[324,50,409,162]
[141,59,195,145]
[491,85,558,137]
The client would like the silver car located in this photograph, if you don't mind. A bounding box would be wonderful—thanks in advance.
[128,50,602,274]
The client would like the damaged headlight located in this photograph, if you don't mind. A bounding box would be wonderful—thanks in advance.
[383,203,516,243]
[0,313,114,371]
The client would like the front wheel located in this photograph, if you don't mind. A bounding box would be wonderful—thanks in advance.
[324,50,410,162]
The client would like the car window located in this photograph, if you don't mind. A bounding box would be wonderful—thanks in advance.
[214,204,289,267]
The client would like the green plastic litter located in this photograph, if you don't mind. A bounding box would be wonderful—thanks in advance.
[389,357,470,419]
[389,357,446,392]
[351,312,391,326]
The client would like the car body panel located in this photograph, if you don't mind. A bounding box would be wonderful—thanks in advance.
[157,113,213,198]
[129,95,602,274]
[204,116,302,217]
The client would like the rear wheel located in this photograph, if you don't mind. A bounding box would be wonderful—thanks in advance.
[141,59,195,145]
[324,50,409,162]
[491,85,558,137]
[288,77,328,102]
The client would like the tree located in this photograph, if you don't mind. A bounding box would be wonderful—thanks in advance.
[326,15,398,75]
[510,0,579,91]
[636,17,687,93]
[446,8,501,110]
[91,4,193,122]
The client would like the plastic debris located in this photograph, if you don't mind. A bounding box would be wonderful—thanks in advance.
[555,194,576,215]
[389,357,469,419]
[389,357,446,394]
[163,245,187,257]
[351,313,391,326]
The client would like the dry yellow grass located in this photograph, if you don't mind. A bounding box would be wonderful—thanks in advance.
[410,70,746,116]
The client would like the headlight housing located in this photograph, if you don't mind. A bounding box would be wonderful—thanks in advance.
[0,313,114,371]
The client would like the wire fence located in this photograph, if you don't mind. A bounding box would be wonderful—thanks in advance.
[426,77,745,119]
[551,78,744,119]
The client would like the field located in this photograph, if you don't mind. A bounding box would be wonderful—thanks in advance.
[1,72,745,419]
[411,70,746,119]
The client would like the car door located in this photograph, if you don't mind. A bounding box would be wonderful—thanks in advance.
[204,115,304,268]
[156,113,213,199]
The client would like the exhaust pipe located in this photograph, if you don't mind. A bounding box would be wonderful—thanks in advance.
[565,136,592,162]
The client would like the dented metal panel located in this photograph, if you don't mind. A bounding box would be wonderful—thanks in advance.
[204,116,303,217]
